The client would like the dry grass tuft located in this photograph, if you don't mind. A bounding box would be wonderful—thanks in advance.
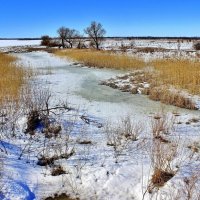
[45,194,78,200]
[0,53,27,104]
[151,169,174,187]
[51,165,66,176]
[54,49,146,70]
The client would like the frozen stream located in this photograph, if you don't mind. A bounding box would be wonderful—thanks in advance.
[16,51,197,122]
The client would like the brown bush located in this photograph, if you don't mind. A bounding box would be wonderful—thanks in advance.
[194,43,200,50]
[151,169,174,187]
[51,165,66,176]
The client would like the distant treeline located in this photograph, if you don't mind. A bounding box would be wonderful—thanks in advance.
[1,36,200,40]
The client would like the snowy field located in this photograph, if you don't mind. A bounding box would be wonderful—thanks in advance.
[0,40,41,47]
[0,41,200,200]
[0,38,199,60]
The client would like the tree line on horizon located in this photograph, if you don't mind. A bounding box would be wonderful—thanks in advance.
[41,21,106,50]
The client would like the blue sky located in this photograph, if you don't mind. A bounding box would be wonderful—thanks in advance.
[0,0,200,37]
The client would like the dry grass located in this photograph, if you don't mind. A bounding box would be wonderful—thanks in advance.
[0,53,27,104]
[45,194,78,200]
[148,139,178,193]
[150,59,200,95]
[54,49,145,70]
[149,87,197,109]
[151,169,174,188]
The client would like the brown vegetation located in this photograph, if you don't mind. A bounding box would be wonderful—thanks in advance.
[150,59,200,95]
[45,193,78,200]
[0,53,27,104]
[51,165,66,176]
[151,169,174,187]
[149,87,197,109]
[54,49,145,70]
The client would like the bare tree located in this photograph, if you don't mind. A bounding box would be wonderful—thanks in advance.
[57,27,67,48]
[64,28,79,48]
[57,27,79,48]
[84,21,106,50]
[76,34,86,49]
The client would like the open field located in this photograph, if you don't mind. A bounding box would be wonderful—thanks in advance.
[0,39,41,47]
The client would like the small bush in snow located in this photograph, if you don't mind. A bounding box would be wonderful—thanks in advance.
[194,42,200,50]
[51,165,66,176]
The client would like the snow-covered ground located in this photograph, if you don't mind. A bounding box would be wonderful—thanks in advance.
[1,51,200,200]
[102,38,194,50]
[0,40,41,47]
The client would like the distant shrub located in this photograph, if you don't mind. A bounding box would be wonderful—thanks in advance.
[194,43,200,50]
[41,35,52,47]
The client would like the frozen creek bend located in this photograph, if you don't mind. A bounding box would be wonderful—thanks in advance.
[16,51,194,122]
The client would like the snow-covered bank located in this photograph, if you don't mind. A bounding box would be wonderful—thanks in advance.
[1,51,200,200]
[101,71,200,110]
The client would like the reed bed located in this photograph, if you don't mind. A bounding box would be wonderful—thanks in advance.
[54,49,145,70]
[0,53,27,104]
[151,59,200,95]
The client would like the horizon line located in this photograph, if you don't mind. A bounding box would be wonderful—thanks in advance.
[1,36,200,40]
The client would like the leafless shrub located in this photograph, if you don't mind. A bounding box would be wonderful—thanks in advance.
[15,85,75,167]
[151,113,176,140]
[121,116,143,141]
[145,115,179,196]
[148,139,178,193]
[105,116,143,163]
[36,132,74,165]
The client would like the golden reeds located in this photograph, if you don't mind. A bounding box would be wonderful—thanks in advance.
[54,49,145,70]
[150,59,200,95]
[0,53,26,104]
